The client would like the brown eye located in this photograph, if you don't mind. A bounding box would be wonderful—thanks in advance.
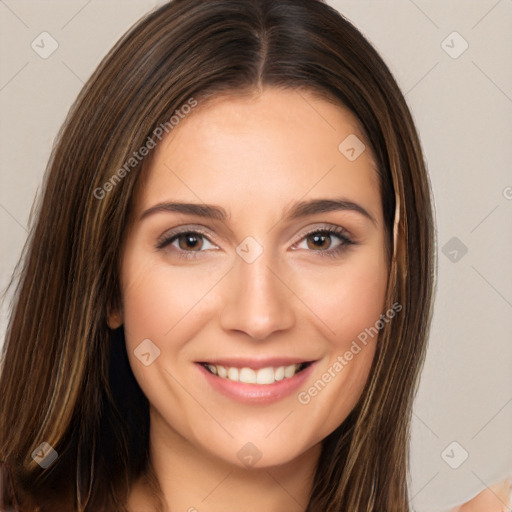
[177,233,204,251]
[306,232,332,250]
[156,229,218,259]
[292,227,355,259]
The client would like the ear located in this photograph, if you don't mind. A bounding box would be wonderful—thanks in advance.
[107,299,123,329]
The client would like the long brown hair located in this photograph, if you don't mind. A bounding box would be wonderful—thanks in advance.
[0,0,436,510]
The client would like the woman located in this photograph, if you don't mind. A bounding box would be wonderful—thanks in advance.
[1,0,440,510]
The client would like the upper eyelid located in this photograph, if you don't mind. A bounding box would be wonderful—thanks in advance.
[291,224,351,243]
[157,223,352,249]
[156,225,216,249]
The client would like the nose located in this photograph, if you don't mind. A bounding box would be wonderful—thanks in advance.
[219,249,296,340]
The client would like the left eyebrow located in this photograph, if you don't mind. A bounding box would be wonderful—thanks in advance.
[139,197,376,225]
[284,198,377,226]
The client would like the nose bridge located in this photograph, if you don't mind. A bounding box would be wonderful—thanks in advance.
[219,244,295,340]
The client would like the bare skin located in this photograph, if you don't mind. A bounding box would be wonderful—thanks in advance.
[111,87,391,511]
[449,477,512,512]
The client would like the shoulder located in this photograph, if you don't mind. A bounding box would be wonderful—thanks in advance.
[450,477,512,512]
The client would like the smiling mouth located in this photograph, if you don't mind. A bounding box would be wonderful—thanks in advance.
[199,361,313,385]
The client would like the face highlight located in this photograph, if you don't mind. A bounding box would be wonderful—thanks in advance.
[110,87,389,470]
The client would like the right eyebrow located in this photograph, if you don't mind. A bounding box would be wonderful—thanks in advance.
[139,202,228,222]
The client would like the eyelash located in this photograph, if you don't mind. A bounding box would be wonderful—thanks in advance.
[156,225,355,260]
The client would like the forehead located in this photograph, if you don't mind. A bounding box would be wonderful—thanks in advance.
[135,88,381,223]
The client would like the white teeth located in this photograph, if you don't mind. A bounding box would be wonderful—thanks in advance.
[205,363,306,385]
[284,364,297,378]
[256,367,274,384]
[239,368,257,384]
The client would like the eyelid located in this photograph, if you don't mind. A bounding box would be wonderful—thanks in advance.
[290,223,353,245]
[156,222,355,257]
[156,224,218,249]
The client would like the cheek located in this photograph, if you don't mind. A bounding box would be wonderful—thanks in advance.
[118,250,218,418]
[297,250,388,348]
[292,249,388,429]
[119,250,216,343]
[324,260,387,380]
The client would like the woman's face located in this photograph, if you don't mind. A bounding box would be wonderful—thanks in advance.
[111,87,389,468]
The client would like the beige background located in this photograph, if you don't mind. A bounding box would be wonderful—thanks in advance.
[0,1,511,510]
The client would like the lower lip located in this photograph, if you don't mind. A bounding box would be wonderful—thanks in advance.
[196,362,317,405]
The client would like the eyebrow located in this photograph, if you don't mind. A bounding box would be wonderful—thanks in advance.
[139,198,376,225]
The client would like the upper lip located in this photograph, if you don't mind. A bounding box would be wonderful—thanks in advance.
[197,357,316,370]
